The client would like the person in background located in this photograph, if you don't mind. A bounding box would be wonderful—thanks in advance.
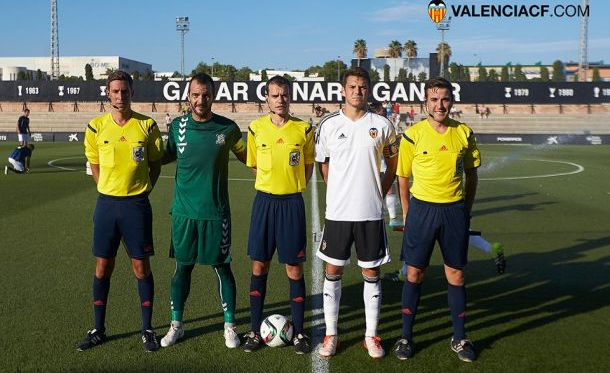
[17,109,31,147]
[5,144,34,174]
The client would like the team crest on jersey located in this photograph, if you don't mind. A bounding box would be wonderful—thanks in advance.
[369,128,379,139]
[320,240,327,251]
[289,150,300,166]
[132,146,145,161]
[216,134,226,145]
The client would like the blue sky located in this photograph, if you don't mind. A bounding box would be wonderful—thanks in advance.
[1,0,607,72]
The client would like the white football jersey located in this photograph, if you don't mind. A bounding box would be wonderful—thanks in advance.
[315,110,397,221]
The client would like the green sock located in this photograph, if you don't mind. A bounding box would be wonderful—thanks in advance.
[170,262,195,322]
[213,263,237,324]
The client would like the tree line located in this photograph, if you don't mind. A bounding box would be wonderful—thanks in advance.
[11,42,603,82]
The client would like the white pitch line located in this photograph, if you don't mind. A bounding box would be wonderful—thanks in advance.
[48,156,586,183]
[47,157,258,181]
[479,158,585,180]
[309,169,328,373]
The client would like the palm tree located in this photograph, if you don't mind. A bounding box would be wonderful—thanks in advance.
[436,42,452,76]
[388,40,402,81]
[388,40,402,58]
[403,40,418,76]
[353,39,367,67]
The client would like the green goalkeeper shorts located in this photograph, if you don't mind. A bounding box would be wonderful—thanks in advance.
[171,215,232,265]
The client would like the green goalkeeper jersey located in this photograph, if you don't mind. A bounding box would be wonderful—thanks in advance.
[166,112,245,220]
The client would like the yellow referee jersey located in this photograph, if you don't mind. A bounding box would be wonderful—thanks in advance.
[85,112,163,196]
[397,118,480,203]
[247,115,314,194]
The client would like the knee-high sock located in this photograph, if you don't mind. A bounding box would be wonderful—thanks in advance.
[213,263,237,324]
[170,263,195,322]
[93,276,110,332]
[289,277,306,334]
[401,280,421,341]
[363,276,381,337]
[469,235,491,254]
[249,273,268,332]
[385,193,398,219]
[137,273,155,332]
[323,275,342,336]
[448,284,467,340]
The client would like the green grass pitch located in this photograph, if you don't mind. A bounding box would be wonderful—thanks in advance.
[1,142,609,372]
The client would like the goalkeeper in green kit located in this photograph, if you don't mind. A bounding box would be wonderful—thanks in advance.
[160,73,247,348]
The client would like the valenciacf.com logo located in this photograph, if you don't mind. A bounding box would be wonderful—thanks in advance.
[428,0,447,23]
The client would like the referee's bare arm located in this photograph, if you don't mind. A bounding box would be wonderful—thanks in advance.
[318,161,329,183]
[398,175,410,225]
[149,160,161,188]
[305,163,314,184]
[381,155,397,197]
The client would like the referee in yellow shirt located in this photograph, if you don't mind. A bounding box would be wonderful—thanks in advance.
[242,76,314,354]
[393,77,480,363]
[78,71,163,352]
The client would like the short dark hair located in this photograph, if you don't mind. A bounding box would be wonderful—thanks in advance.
[189,72,215,96]
[28,144,35,150]
[341,67,371,88]
[265,75,291,95]
[424,77,454,100]
[106,70,133,90]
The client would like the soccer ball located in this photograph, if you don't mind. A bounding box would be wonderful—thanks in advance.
[260,314,294,347]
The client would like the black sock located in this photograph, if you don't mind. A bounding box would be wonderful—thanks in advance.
[249,273,268,333]
[93,276,110,333]
[138,273,155,332]
[289,277,306,335]
[401,280,421,341]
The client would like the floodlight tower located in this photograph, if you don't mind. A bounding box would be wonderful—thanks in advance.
[50,0,60,80]
[578,0,589,81]
[176,16,190,80]
[436,16,451,78]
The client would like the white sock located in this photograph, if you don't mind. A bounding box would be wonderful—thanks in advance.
[469,235,491,254]
[386,193,398,219]
[363,280,381,337]
[323,278,342,336]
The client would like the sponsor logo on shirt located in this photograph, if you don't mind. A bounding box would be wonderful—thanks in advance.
[440,144,448,151]
[338,133,347,140]
[276,137,285,144]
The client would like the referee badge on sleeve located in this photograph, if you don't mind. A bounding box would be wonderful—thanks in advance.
[289,150,300,166]
[132,146,145,161]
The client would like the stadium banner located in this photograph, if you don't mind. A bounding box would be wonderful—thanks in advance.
[475,134,609,145]
[1,81,609,104]
[1,131,607,145]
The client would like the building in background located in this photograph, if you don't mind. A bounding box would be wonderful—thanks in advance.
[352,50,436,81]
[0,56,152,81]
[249,69,324,82]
